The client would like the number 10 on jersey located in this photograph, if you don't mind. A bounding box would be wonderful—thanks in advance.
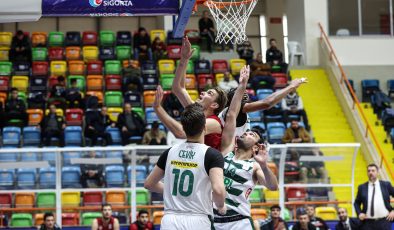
[172,168,195,197]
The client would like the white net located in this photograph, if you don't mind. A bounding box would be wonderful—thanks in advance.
[205,0,258,44]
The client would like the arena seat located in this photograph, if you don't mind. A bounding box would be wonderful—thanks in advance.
[83,46,99,62]
[87,60,103,75]
[190,45,200,61]
[0,61,12,76]
[315,207,337,220]
[62,213,80,226]
[166,45,182,59]
[127,165,147,186]
[105,165,125,187]
[67,75,86,92]
[161,73,175,90]
[361,79,380,102]
[123,92,142,108]
[286,187,307,201]
[86,75,104,91]
[15,192,35,208]
[106,191,126,206]
[50,60,67,76]
[68,60,85,75]
[158,59,175,74]
[153,211,164,225]
[3,126,21,147]
[0,47,9,61]
[229,59,247,76]
[143,74,159,90]
[32,47,48,61]
[272,73,288,88]
[264,188,279,201]
[36,192,56,208]
[105,60,121,75]
[82,31,98,46]
[187,89,199,101]
[212,59,229,73]
[32,32,47,47]
[99,46,116,60]
[107,107,123,122]
[13,62,30,76]
[38,168,56,189]
[65,109,84,126]
[82,212,102,226]
[61,191,81,206]
[105,91,123,107]
[63,151,82,165]
[100,30,115,47]
[48,47,65,60]
[32,61,49,76]
[194,59,211,74]
[387,79,394,97]
[35,213,44,226]
[20,152,39,161]
[185,74,197,89]
[197,74,214,90]
[116,31,132,46]
[105,74,122,91]
[176,59,194,74]
[0,193,12,207]
[42,150,56,165]
[45,108,64,117]
[145,107,158,124]
[61,167,82,188]
[256,89,274,100]
[11,76,29,92]
[11,213,33,227]
[251,209,267,220]
[83,191,103,206]
[248,110,262,122]
[0,77,9,92]
[65,126,83,146]
[141,61,157,75]
[0,169,14,189]
[65,31,81,47]
[249,189,263,203]
[48,32,64,47]
[184,29,200,43]
[150,30,166,42]
[127,189,150,205]
[267,122,286,144]
[143,90,156,107]
[0,32,12,47]
[86,91,104,104]
[116,45,132,60]
[106,127,122,145]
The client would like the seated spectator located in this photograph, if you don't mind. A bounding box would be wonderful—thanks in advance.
[65,79,83,108]
[142,121,166,145]
[130,210,153,230]
[335,207,360,230]
[218,71,239,92]
[292,209,316,230]
[10,30,31,63]
[162,93,184,120]
[123,61,143,93]
[250,53,272,77]
[133,27,152,61]
[266,38,288,73]
[40,104,65,147]
[39,212,61,230]
[49,76,67,110]
[299,149,328,183]
[80,151,104,188]
[281,90,310,130]
[256,205,289,230]
[282,120,310,144]
[237,40,254,64]
[5,87,28,126]
[199,10,215,52]
[151,37,167,61]
[85,106,114,146]
[117,102,145,145]
[305,205,328,230]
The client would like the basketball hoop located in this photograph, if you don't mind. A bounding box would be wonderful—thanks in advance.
[196,0,258,44]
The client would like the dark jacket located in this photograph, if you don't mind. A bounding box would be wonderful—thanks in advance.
[291,222,316,230]
[133,34,151,49]
[39,223,62,230]
[354,180,394,216]
[260,217,289,230]
[199,18,214,32]
[85,111,112,133]
[335,217,360,230]
[5,98,26,114]
[40,113,65,132]
[116,111,145,135]
[266,47,283,64]
[310,217,328,230]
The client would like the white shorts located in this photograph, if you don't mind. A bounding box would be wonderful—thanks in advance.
[160,213,212,230]
[214,218,254,230]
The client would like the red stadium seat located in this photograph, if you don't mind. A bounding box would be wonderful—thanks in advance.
[32,61,49,76]
[105,75,122,91]
[286,187,307,201]
[48,76,60,89]
[65,109,84,126]
[87,60,103,75]
[0,193,12,207]
[197,74,214,90]
[212,59,229,74]
[48,47,65,60]
[0,76,9,92]
[272,73,288,88]
[184,29,200,43]
[82,31,98,46]
[62,213,79,226]
[83,191,103,206]
[166,45,182,59]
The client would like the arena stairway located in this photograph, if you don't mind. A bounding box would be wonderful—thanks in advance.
[290,69,368,214]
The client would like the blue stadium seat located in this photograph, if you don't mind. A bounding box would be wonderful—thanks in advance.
[361,79,380,102]
[148,164,154,173]
[116,31,132,46]
[267,122,286,144]
[387,80,394,97]
[42,148,57,165]
[0,147,18,162]
[194,60,211,74]
[250,121,266,131]
[65,31,81,46]
[22,126,41,147]
[39,167,56,189]
[105,150,123,159]
[0,169,14,189]
[106,127,122,145]
[65,126,83,146]
[105,165,125,187]
[20,152,39,162]
[143,74,159,90]
[63,151,82,165]
[3,126,21,147]
[124,91,142,107]
[127,165,147,186]
[145,107,158,124]
[286,121,305,128]
[61,166,81,188]
[141,61,157,75]
[248,111,262,122]
[256,89,274,101]
[16,168,36,189]
[99,47,116,60]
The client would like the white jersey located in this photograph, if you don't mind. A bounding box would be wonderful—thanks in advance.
[163,142,213,216]
[215,152,255,217]
[219,107,250,138]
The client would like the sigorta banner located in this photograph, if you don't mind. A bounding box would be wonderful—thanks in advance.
[42,0,179,16]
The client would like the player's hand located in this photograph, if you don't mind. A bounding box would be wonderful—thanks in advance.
[239,65,250,88]
[387,211,394,221]
[217,205,227,215]
[181,36,195,60]
[359,213,366,221]
[254,143,269,167]
[289,78,308,89]
[153,85,164,108]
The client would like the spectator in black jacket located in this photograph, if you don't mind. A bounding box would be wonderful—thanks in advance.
[49,76,67,110]
[199,10,215,52]
[10,30,31,63]
[5,88,28,126]
[65,79,83,108]
[335,207,360,230]
[40,104,65,147]
[117,102,145,145]
[292,210,316,230]
[80,151,104,188]
[237,41,254,65]
[85,106,114,146]
[256,205,289,230]
[266,38,288,73]
[133,27,152,61]
[305,205,328,230]
[39,212,61,230]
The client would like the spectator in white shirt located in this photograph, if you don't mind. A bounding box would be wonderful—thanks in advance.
[218,71,239,93]
[281,90,310,131]
[335,207,360,230]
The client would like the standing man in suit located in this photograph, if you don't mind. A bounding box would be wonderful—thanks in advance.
[354,163,394,230]
[335,207,360,230]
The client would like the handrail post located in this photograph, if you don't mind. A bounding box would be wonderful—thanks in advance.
[365,126,369,138]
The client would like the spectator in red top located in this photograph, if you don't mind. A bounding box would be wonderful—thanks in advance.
[130,210,153,230]
[92,204,120,230]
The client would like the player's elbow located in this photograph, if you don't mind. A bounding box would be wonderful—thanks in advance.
[267,183,278,191]
[144,180,154,191]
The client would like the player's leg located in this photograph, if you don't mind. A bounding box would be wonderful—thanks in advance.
[214,218,255,230]
[161,214,211,230]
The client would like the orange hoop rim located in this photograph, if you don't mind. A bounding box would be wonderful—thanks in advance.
[199,0,256,7]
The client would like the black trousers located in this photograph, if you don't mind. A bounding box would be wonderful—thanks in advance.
[360,218,391,230]
[85,129,112,146]
[43,130,64,147]
[283,109,310,130]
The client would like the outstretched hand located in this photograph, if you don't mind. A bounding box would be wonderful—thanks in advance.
[153,85,164,108]
[239,65,250,87]
[289,77,308,89]
[254,143,269,167]
[181,36,195,60]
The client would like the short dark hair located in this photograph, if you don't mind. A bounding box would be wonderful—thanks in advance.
[367,163,379,171]
[10,87,18,92]
[70,79,77,84]
[138,27,146,33]
[44,212,54,221]
[138,210,149,217]
[16,30,24,36]
[212,87,228,115]
[226,88,249,107]
[181,103,206,137]
[269,38,276,43]
[270,205,281,211]
[102,203,112,211]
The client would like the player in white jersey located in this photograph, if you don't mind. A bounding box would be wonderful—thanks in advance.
[144,103,227,230]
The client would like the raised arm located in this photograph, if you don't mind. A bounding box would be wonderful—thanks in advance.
[253,144,278,190]
[242,78,307,113]
[220,65,250,154]
[153,85,186,139]
[172,37,195,107]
